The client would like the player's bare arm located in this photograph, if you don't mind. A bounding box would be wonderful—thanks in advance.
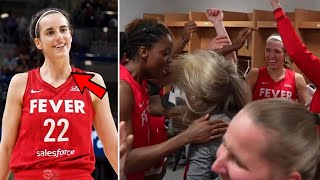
[245,68,259,92]
[89,72,118,175]
[295,73,307,105]
[0,73,27,179]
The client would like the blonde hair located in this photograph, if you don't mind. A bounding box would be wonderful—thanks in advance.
[267,34,282,42]
[245,98,320,180]
[169,50,250,126]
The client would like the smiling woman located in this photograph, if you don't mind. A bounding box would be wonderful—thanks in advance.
[31,9,73,67]
[120,18,174,180]
[120,18,231,180]
[0,8,118,179]
[245,34,307,105]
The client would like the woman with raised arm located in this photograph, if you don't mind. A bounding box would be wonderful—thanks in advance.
[167,50,250,180]
[269,0,320,112]
[206,8,238,63]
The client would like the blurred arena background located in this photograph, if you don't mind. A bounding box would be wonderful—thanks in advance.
[0,0,118,179]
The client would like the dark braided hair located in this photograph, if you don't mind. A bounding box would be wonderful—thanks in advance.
[121,18,172,60]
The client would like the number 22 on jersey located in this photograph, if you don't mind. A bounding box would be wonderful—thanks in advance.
[43,118,69,142]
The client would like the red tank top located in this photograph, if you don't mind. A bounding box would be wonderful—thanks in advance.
[10,67,95,179]
[252,67,297,101]
[120,65,150,180]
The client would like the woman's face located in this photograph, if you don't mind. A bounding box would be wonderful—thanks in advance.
[265,39,285,70]
[145,34,173,81]
[34,13,72,60]
[211,109,286,180]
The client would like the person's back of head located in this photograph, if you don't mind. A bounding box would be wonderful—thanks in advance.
[170,50,250,126]
[246,98,320,180]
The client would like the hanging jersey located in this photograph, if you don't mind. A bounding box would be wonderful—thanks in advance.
[10,67,95,179]
[120,65,150,180]
[252,67,297,101]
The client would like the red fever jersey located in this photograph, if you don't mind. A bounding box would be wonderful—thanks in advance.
[10,67,95,179]
[120,65,150,180]
[252,67,297,101]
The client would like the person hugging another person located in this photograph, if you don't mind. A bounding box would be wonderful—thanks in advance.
[120,18,228,180]
[167,50,251,180]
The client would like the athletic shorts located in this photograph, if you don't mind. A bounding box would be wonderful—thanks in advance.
[14,169,93,180]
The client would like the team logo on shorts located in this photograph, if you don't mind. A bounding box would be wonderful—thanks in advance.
[42,169,60,180]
